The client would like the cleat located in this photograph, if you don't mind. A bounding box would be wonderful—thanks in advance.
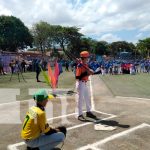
[86,112,97,119]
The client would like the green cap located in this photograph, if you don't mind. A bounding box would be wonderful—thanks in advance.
[33,89,54,102]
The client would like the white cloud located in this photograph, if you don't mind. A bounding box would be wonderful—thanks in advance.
[73,0,150,38]
[0,0,150,42]
[99,33,121,43]
[0,5,12,15]
[0,0,74,26]
[140,24,150,32]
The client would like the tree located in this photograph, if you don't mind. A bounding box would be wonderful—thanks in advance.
[94,41,109,55]
[32,22,83,57]
[53,26,68,51]
[54,26,83,56]
[79,37,96,52]
[55,26,82,51]
[109,41,135,56]
[66,26,83,56]
[0,15,33,51]
[136,38,150,58]
[32,21,51,54]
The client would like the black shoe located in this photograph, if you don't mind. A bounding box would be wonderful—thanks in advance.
[78,115,85,121]
[86,112,97,119]
[27,146,39,150]
[51,148,61,150]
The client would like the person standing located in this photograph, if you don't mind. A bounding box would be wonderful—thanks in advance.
[0,58,6,75]
[65,61,69,71]
[76,51,97,120]
[21,60,27,72]
[35,59,42,82]
[9,60,15,74]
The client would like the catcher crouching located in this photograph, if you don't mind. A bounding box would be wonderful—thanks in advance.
[21,89,67,150]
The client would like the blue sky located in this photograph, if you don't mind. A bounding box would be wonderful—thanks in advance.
[0,0,150,43]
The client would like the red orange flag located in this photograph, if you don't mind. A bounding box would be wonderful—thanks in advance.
[48,63,56,88]
[54,61,59,87]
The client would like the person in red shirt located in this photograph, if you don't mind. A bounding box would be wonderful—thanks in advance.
[76,51,97,120]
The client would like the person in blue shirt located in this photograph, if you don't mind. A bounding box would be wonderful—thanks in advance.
[35,59,42,82]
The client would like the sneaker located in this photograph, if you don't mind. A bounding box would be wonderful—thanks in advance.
[86,112,97,119]
[78,115,85,121]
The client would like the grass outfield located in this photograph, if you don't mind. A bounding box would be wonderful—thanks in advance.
[0,70,75,101]
[101,73,150,99]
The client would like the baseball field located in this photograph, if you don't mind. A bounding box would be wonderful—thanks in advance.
[0,72,150,150]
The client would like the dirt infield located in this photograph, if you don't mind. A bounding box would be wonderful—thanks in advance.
[0,75,150,150]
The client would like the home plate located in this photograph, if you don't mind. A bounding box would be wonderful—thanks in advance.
[94,124,117,131]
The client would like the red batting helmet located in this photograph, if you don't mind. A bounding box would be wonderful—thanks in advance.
[80,51,90,58]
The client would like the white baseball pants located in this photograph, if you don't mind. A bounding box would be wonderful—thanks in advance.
[76,81,91,116]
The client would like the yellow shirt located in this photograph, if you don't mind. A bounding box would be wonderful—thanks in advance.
[21,106,50,140]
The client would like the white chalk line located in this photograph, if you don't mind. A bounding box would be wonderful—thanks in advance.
[0,87,74,106]
[8,142,25,150]
[47,112,79,121]
[2,95,150,107]
[89,76,95,110]
[116,96,150,101]
[89,146,101,150]
[47,110,115,122]
[67,115,116,131]
[77,123,150,150]
[0,95,72,106]
[94,110,116,117]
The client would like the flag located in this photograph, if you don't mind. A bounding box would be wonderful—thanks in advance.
[54,61,59,87]
[39,65,51,86]
[54,61,63,87]
[48,63,56,88]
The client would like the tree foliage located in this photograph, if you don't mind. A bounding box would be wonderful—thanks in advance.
[32,21,51,53]
[94,41,109,55]
[109,41,136,56]
[1,16,150,58]
[32,22,83,56]
[136,38,150,58]
[0,15,33,51]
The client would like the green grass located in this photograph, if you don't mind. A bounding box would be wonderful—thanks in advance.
[101,73,150,99]
[0,70,75,101]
